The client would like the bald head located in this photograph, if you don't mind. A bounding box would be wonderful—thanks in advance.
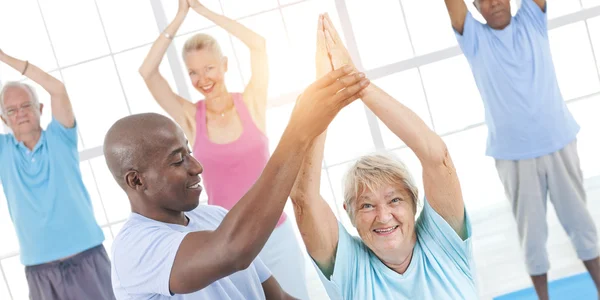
[104,113,183,189]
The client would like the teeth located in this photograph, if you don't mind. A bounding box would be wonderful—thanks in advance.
[374,225,398,233]
[188,183,201,189]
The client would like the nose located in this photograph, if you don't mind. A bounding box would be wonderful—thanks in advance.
[188,155,204,176]
[375,205,393,224]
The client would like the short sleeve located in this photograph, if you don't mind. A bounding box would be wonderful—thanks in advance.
[112,222,188,297]
[0,134,7,159]
[517,0,547,35]
[312,222,364,300]
[454,11,486,58]
[416,198,472,274]
[45,118,78,147]
[252,256,272,283]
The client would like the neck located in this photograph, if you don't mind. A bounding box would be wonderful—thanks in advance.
[379,231,417,274]
[15,128,42,150]
[131,200,189,226]
[205,89,232,114]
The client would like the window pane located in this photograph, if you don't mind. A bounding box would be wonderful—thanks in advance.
[567,95,600,179]
[419,56,484,134]
[442,126,506,212]
[0,266,11,300]
[0,0,57,79]
[232,11,294,99]
[374,69,433,150]
[588,16,600,74]
[113,46,177,116]
[38,0,110,67]
[80,161,108,226]
[61,57,130,149]
[582,0,600,8]
[96,0,158,53]
[346,0,413,69]
[220,0,279,19]
[282,0,345,92]
[101,227,114,260]
[324,102,375,165]
[266,102,294,156]
[162,0,224,35]
[326,162,358,236]
[1,256,28,300]
[174,28,245,102]
[546,0,581,20]
[90,156,130,223]
[549,22,600,100]
[401,0,457,55]
[0,185,19,258]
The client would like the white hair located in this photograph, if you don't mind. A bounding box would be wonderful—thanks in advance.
[0,81,40,115]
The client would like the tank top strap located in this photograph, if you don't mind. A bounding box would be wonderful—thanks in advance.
[232,93,259,132]
[194,100,207,145]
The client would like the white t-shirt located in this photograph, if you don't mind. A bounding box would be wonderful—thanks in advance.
[111,205,271,300]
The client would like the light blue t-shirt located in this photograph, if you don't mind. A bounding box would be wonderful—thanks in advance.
[315,198,477,300]
[455,0,579,160]
[111,205,272,300]
[0,119,104,266]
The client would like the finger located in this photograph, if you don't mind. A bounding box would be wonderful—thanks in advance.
[333,78,370,104]
[325,72,364,95]
[324,13,343,44]
[312,65,354,89]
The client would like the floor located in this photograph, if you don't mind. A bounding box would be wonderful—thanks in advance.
[297,175,600,299]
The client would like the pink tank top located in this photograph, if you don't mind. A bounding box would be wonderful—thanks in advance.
[193,93,286,226]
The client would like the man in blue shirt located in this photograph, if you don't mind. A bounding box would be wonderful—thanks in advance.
[0,48,114,299]
[443,0,600,298]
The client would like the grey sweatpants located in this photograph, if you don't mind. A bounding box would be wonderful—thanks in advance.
[25,245,115,300]
[495,140,599,275]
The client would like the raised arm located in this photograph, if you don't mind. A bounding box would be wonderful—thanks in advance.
[169,66,369,294]
[443,0,469,34]
[139,0,196,143]
[188,0,268,130]
[0,49,73,127]
[323,17,466,238]
[289,15,343,278]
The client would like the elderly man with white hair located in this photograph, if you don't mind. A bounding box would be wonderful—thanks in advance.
[0,48,115,300]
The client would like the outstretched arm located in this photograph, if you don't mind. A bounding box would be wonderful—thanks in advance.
[290,15,343,279]
[139,0,196,143]
[0,49,73,127]
[188,0,268,130]
[168,66,368,294]
[443,0,469,34]
[323,17,466,238]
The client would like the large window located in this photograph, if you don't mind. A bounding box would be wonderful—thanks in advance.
[0,0,599,299]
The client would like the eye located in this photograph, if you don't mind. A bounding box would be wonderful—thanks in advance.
[361,203,373,209]
[6,109,16,116]
[173,153,185,165]
[391,198,401,203]
[189,71,196,76]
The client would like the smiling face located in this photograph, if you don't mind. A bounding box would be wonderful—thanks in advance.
[1,84,43,137]
[343,154,419,264]
[475,0,512,30]
[351,185,416,256]
[182,33,228,98]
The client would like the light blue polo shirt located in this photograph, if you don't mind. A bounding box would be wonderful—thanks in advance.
[455,0,579,160]
[314,198,477,300]
[0,119,104,266]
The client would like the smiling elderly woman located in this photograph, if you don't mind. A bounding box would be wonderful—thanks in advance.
[289,15,478,300]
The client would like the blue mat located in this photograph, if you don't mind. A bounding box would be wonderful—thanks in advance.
[494,273,597,300]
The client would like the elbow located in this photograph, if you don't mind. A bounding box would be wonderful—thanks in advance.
[424,138,451,167]
[49,82,67,97]
[138,66,157,81]
[252,37,267,52]
[229,246,254,272]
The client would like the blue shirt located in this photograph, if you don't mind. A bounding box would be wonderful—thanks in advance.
[111,205,271,300]
[315,198,477,300]
[0,119,104,266]
[455,0,579,160]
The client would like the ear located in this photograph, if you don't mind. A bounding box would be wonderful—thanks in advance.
[0,115,7,126]
[125,170,144,191]
[473,1,478,10]
[38,103,44,115]
[222,56,228,73]
[343,203,347,211]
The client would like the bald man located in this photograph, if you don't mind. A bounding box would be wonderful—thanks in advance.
[103,66,370,299]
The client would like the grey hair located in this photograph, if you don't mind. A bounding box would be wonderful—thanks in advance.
[343,152,419,226]
[0,81,40,115]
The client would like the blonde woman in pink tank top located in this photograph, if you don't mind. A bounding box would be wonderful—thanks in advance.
[139,0,309,298]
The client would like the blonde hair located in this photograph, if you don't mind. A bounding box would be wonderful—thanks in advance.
[0,82,40,116]
[182,33,223,58]
[343,153,419,226]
